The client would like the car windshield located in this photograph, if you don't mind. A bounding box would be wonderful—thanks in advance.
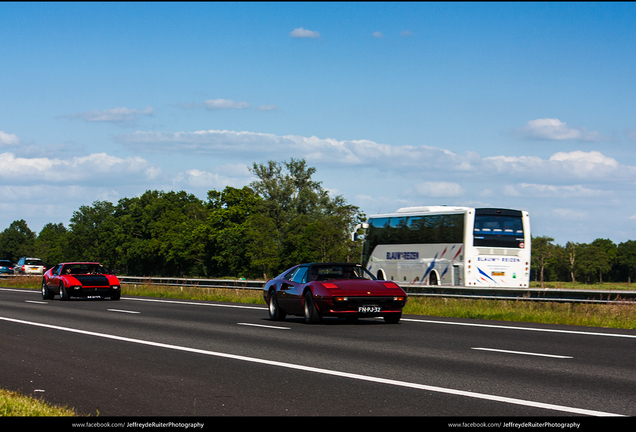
[62,264,110,275]
[25,259,43,265]
[309,265,376,281]
[0,261,12,266]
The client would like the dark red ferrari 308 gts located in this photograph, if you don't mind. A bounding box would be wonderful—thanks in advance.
[41,262,121,301]
[263,263,407,324]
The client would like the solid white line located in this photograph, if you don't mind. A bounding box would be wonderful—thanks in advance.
[237,322,290,330]
[25,300,48,305]
[0,316,622,417]
[472,347,573,359]
[403,318,636,339]
[107,309,140,314]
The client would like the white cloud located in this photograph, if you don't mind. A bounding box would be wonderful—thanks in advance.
[400,31,414,37]
[173,164,252,190]
[511,118,608,142]
[204,99,251,110]
[552,208,587,220]
[0,131,20,146]
[372,31,384,39]
[414,181,465,197]
[503,183,605,198]
[0,152,160,185]
[290,27,320,38]
[485,150,632,181]
[116,129,468,169]
[117,130,635,184]
[58,107,155,126]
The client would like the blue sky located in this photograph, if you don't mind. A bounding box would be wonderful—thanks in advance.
[1,2,635,246]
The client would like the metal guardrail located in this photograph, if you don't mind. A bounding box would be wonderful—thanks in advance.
[120,276,636,304]
[5,274,633,304]
[118,276,264,290]
[401,284,636,304]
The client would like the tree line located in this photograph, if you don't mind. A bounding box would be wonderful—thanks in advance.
[531,236,636,286]
[0,159,364,280]
[2,158,635,284]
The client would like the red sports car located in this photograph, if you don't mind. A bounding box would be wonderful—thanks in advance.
[41,262,121,301]
[263,263,407,324]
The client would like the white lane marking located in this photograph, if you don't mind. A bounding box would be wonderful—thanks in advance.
[0,316,622,417]
[0,288,35,293]
[123,297,265,310]
[25,300,48,305]
[237,322,290,330]
[107,309,140,314]
[403,318,636,339]
[472,347,573,359]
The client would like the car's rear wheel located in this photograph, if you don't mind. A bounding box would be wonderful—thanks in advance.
[384,312,402,324]
[303,291,321,324]
[110,293,121,300]
[268,290,285,321]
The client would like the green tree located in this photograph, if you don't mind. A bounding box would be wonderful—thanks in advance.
[0,219,36,263]
[206,186,261,277]
[34,223,68,265]
[531,236,555,288]
[249,159,364,273]
[575,242,612,284]
[565,242,578,283]
[617,240,636,283]
[67,200,116,265]
[113,190,208,276]
[590,238,617,282]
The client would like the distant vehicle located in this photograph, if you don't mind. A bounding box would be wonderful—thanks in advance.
[15,257,45,275]
[358,206,531,287]
[263,262,407,324]
[0,260,14,275]
[41,262,121,301]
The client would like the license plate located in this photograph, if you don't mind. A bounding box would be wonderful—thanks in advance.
[492,272,505,276]
[358,306,381,313]
[30,267,38,270]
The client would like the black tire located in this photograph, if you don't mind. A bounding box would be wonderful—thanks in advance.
[59,283,69,301]
[303,291,321,324]
[268,290,285,321]
[110,293,121,300]
[41,281,52,300]
[429,271,439,286]
[384,312,402,324]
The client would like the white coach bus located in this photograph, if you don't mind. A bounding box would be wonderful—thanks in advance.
[359,206,531,287]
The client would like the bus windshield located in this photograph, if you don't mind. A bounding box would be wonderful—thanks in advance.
[473,209,524,248]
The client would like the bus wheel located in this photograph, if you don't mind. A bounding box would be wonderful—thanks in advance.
[429,271,439,286]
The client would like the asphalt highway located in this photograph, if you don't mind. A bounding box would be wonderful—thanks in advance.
[1,286,635,419]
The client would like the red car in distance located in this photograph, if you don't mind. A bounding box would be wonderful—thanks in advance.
[42,262,121,301]
[263,262,407,324]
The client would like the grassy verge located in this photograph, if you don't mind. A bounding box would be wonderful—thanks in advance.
[529,281,636,290]
[403,296,636,329]
[0,388,76,416]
